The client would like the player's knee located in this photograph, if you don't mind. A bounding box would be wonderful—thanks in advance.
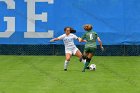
[66,58,70,61]
[82,55,87,59]
[86,58,91,63]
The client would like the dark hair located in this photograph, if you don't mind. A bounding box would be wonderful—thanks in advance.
[64,27,72,31]
[64,27,76,33]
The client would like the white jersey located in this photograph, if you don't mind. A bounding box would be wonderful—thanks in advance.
[58,33,78,50]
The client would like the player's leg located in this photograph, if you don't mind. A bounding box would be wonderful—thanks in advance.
[79,47,89,63]
[82,52,88,59]
[74,49,86,64]
[81,47,89,71]
[75,49,82,58]
[64,53,71,71]
[82,48,96,72]
[82,53,93,72]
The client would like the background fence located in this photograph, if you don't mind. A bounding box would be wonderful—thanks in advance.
[0,45,139,56]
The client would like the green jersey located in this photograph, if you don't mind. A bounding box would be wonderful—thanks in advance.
[81,30,98,48]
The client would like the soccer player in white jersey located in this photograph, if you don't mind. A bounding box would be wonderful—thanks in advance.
[50,27,86,71]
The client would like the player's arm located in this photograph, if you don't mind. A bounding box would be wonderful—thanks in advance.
[97,37,104,51]
[73,34,86,42]
[79,33,86,42]
[50,38,60,42]
[50,34,65,42]
[78,38,86,42]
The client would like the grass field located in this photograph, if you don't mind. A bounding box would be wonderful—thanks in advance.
[0,56,139,93]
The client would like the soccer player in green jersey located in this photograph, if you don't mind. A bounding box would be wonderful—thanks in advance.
[79,24,104,72]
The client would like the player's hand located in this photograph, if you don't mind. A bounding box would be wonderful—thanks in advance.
[83,40,87,42]
[50,39,55,42]
[78,38,82,42]
[101,46,104,52]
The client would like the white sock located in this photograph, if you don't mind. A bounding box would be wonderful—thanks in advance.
[64,60,69,69]
[82,59,86,64]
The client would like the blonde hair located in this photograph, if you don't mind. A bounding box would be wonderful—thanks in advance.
[83,24,93,31]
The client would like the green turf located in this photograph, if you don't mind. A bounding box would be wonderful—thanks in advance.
[0,56,139,93]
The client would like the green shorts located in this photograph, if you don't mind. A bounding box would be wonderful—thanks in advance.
[84,47,96,54]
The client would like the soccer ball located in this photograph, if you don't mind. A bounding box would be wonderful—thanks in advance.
[89,64,96,71]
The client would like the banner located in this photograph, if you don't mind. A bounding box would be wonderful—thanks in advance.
[0,0,140,45]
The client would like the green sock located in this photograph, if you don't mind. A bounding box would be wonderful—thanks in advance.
[83,62,90,71]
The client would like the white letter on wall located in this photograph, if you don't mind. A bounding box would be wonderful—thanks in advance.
[0,0,15,38]
[24,0,54,38]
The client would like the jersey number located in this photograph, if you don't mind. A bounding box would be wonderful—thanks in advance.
[90,34,93,40]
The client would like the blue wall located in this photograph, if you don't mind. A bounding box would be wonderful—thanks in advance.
[0,0,140,45]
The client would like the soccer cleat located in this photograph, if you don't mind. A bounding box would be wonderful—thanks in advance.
[64,69,67,71]
[79,57,82,62]
[86,66,90,69]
